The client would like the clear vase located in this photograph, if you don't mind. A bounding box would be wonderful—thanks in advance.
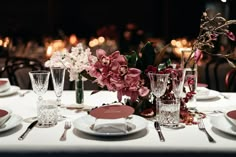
[75,73,84,104]
[181,50,198,109]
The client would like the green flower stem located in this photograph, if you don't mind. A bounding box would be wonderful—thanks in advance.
[75,73,84,104]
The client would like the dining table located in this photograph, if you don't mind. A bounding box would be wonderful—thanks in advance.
[0,89,236,157]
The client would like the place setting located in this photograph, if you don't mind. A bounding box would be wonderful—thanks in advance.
[0,78,20,97]
[0,107,23,133]
[73,104,148,137]
[210,109,236,137]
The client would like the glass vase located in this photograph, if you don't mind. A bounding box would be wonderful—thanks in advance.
[75,73,84,104]
[181,50,198,109]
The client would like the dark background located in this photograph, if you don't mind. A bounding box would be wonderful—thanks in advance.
[0,0,235,41]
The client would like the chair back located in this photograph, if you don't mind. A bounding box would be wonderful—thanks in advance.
[225,68,236,92]
[4,57,44,89]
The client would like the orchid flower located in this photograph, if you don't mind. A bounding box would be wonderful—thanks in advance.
[86,49,149,102]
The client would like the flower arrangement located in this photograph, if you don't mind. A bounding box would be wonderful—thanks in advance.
[45,43,95,81]
[45,43,150,106]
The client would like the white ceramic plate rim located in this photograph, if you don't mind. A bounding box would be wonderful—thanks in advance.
[73,114,148,136]
[0,114,23,132]
[196,89,220,100]
[210,115,236,136]
[0,86,20,97]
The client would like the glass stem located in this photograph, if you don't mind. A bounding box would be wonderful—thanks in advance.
[156,96,161,116]
[56,97,61,107]
[38,96,43,102]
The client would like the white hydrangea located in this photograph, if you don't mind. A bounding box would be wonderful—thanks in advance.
[45,43,93,81]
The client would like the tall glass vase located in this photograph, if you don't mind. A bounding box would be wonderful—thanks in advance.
[75,73,84,104]
[181,50,198,109]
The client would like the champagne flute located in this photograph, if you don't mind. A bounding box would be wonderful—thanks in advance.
[171,68,186,99]
[50,67,66,120]
[148,73,169,118]
[50,67,66,106]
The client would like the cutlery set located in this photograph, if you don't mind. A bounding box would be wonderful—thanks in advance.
[18,120,72,141]
[17,119,215,143]
[153,119,216,143]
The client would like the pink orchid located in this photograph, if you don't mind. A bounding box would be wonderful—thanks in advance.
[145,65,158,74]
[210,33,218,40]
[87,49,149,102]
[194,49,202,63]
[227,31,236,41]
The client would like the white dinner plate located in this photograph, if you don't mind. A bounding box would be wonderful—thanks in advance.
[73,114,148,136]
[196,89,220,100]
[0,86,20,97]
[0,114,23,132]
[210,115,236,136]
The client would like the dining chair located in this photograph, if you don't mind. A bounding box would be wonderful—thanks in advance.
[4,57,45,89]
[225,68,236,92]
[213,59,227,91]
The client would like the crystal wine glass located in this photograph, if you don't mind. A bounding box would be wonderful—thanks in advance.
[29,70,50,103]
[50,67,66,106]
[148,73,169,117]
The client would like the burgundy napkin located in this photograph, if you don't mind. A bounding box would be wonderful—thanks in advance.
[0,109,11,127]
[90,104,134,119]
[225,110,236,127]
[0,79,11,93]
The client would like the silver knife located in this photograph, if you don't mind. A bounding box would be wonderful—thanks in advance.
[154,121,165,142]
[18,120,38,141]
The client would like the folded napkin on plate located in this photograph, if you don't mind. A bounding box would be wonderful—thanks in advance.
[93,118,132,133]
[196,87,210,97]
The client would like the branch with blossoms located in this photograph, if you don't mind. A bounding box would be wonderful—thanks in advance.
[85,49,150,102]
[184,8,236,68]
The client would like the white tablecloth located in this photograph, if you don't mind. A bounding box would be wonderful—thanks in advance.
[0,90,236,156]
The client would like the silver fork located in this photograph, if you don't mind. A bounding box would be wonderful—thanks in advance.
[198,119,216,143]
[18,91,30,97]
[60,121,71,141]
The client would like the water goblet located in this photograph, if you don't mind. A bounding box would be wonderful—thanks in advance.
[158,69,185,128]
[148,73,169,117]
[29,70,50,103]
[50,67,66,106]
[29,70,56,127]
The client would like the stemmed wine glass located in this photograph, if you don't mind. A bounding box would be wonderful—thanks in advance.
[29,70,50,103]
[50,67,66,106]
[148,73,169,118]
